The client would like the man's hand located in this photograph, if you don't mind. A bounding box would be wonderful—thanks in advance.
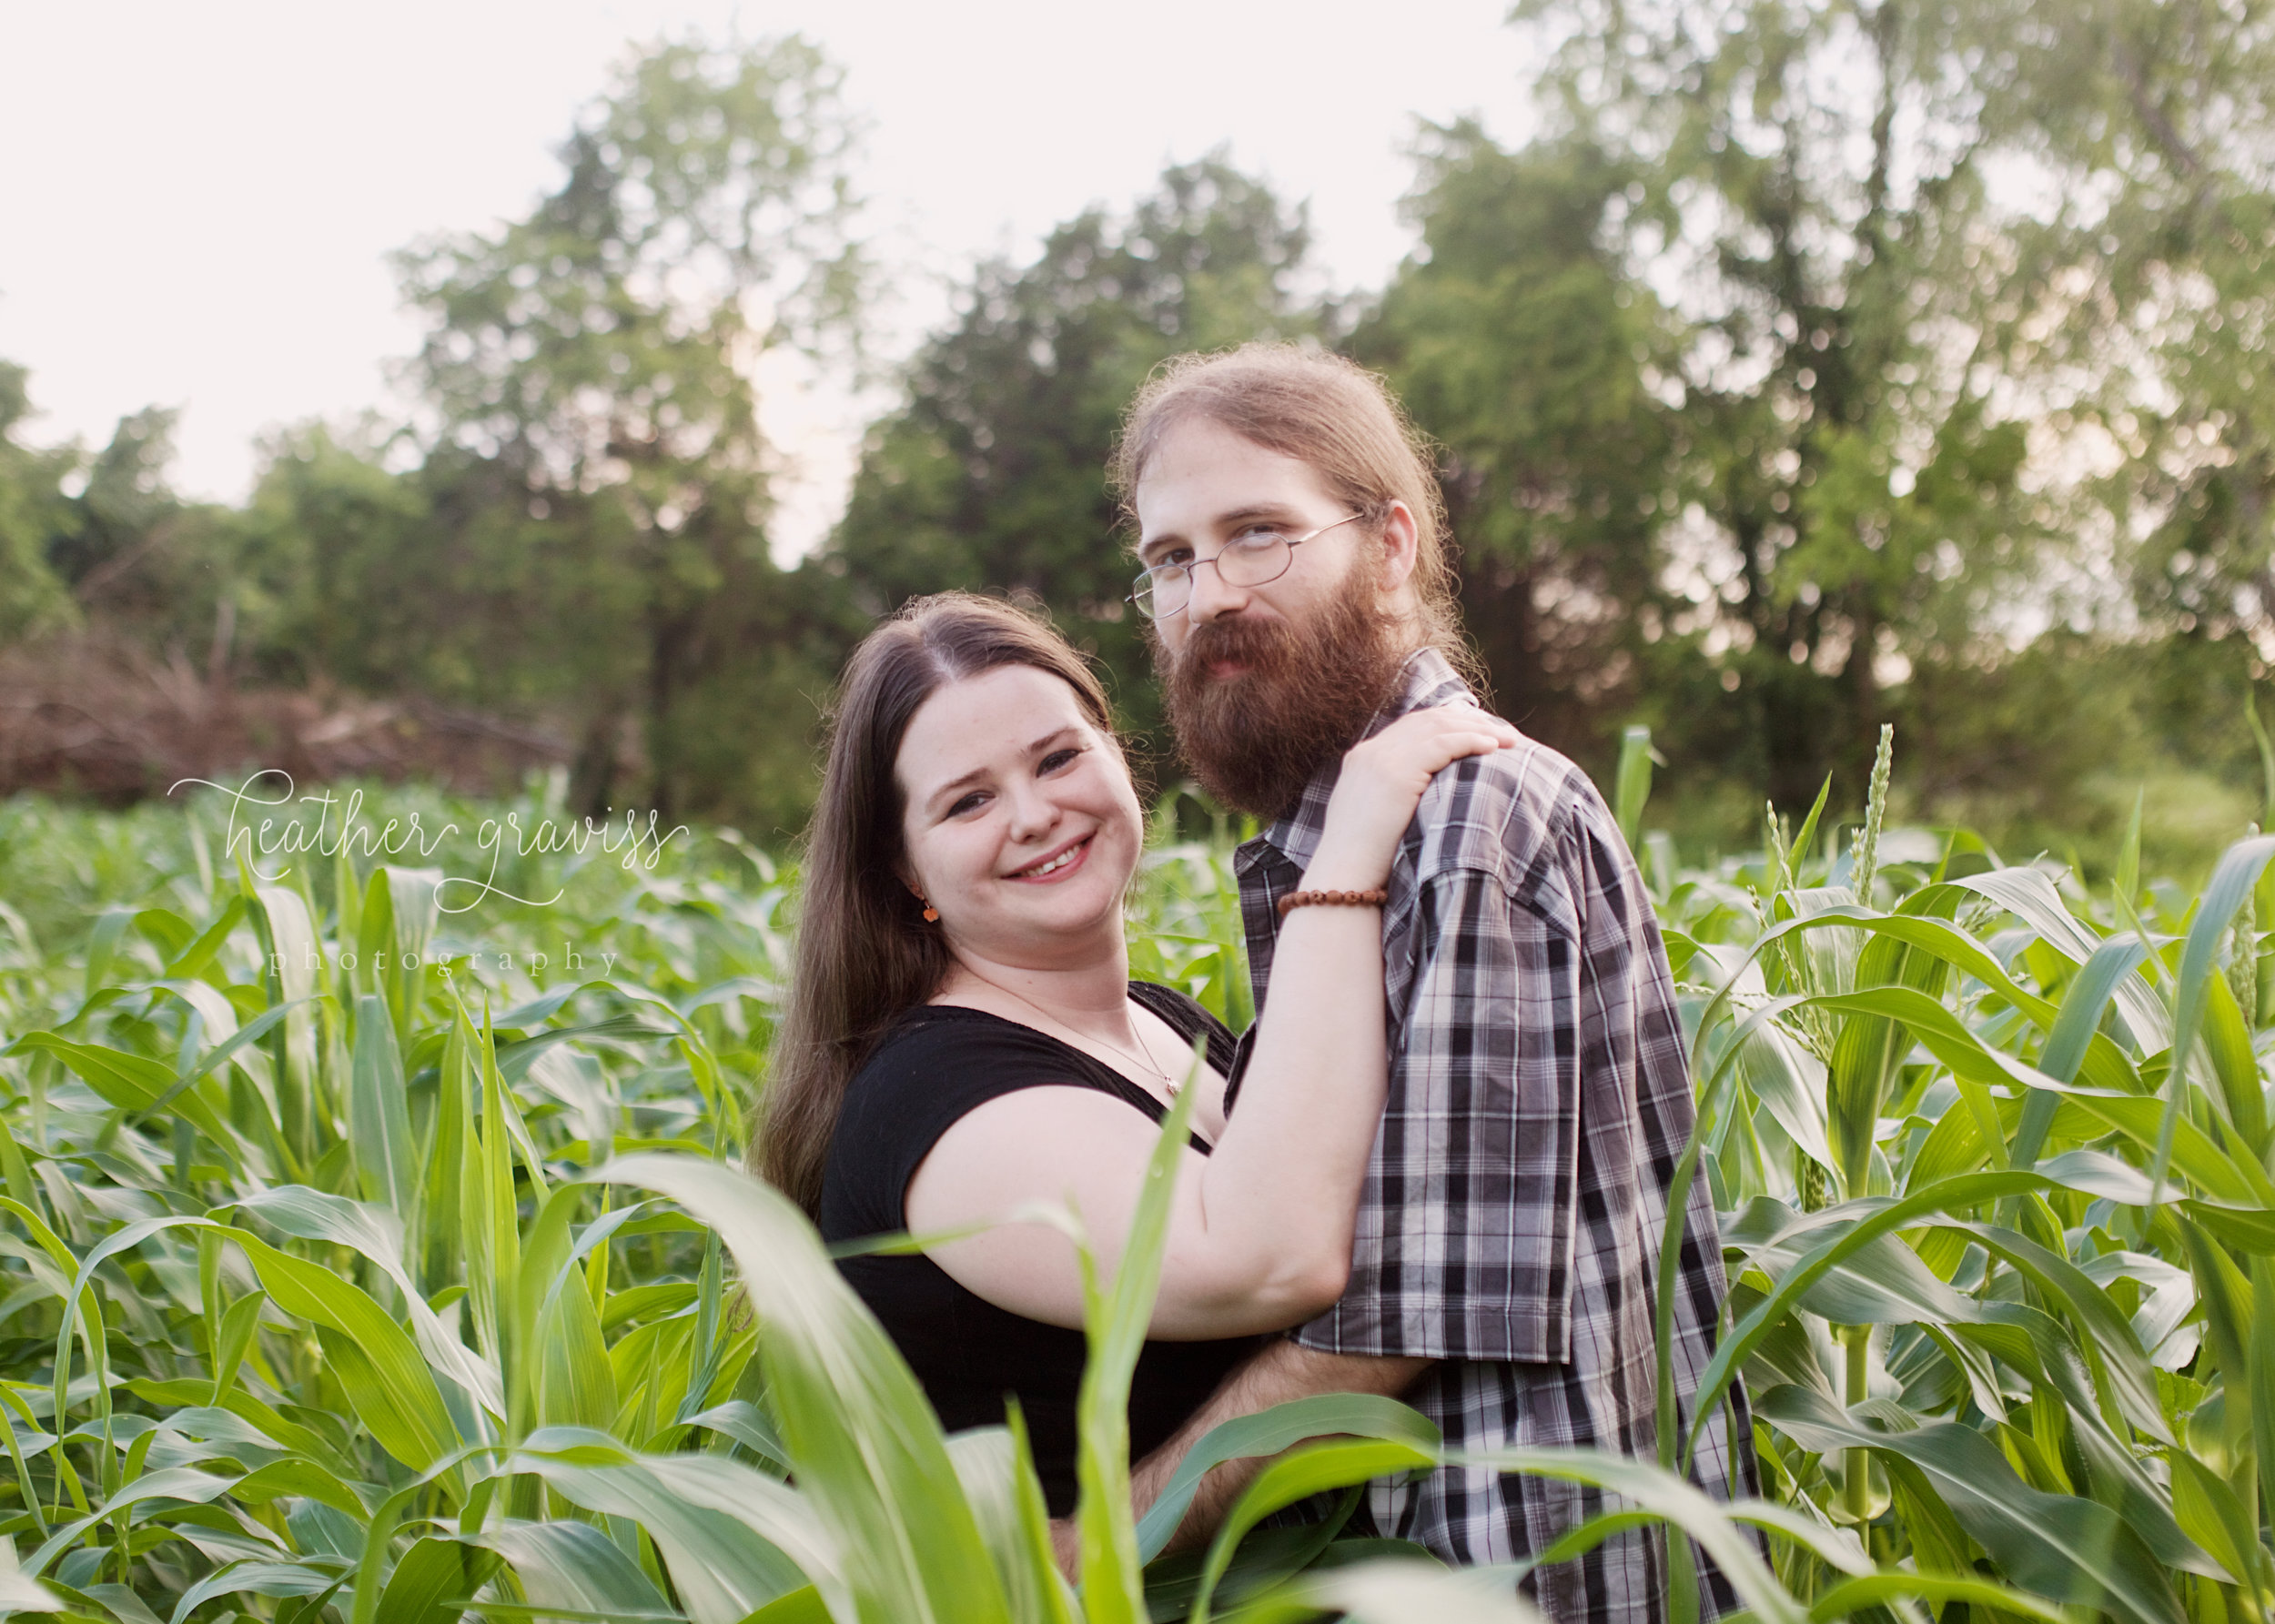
[1047,1515,1080,1581]
[1128,1338,1433,1556]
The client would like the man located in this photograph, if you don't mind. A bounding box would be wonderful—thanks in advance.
[1109,343,1754,1619]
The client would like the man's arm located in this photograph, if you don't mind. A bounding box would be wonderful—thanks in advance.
[1051,1340,1419,1578]
[1130,1339,1434,1554]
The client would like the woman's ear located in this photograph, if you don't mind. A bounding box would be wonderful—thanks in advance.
[895,862,941,923]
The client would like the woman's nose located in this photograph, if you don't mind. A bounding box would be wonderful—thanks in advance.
[1004,780,1061,841]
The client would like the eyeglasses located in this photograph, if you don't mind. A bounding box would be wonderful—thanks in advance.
[1129,513,1365,620]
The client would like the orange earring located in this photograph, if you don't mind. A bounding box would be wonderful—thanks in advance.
[918,896,939,923]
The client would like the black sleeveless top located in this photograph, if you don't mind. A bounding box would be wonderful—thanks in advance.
[816,982,1260,1515]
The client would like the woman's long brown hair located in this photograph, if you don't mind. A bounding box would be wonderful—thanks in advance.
[755,592,1118,1215]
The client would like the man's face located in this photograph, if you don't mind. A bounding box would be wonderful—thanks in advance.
[1133,416,1372,664]
[1133,415,1411,818]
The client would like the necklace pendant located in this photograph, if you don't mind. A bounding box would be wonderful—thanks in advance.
[1165,1081,1180,1098]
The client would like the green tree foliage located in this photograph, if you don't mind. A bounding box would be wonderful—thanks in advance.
[5,37,889,837]
[1896,630,2267,872]
[231,424,433,694]
[0,362,79,642]
[389,34,867,822]
[0,373,258,670]
[9,11,2269,843]
[2009,0,2275,641]
[41,406,183,601]
[1505,0,2069,804]
[1356,126,1679,760]
[828,156,1318,743]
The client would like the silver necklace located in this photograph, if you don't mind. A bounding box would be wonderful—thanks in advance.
[966,973,1181,1098]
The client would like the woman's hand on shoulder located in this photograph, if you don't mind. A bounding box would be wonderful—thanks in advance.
[1310,705,1522,883]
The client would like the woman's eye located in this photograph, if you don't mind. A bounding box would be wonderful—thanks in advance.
[946,792,986,818]
[1039,747,1083,774]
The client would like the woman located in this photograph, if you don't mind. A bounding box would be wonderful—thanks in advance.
[758,592,1513,1515]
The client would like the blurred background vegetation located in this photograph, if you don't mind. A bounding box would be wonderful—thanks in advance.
[2,2,2269,875]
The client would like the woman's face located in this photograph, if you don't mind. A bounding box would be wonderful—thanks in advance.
[894,663,1144,963]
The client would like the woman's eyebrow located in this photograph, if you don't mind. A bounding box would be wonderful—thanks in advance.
[925,763,990,812]
[924,728,1082,812]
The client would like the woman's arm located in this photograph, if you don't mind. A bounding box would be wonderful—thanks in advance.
[905,706,1518,1339]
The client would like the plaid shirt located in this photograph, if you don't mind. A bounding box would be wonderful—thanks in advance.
[1235,650,1755,1621]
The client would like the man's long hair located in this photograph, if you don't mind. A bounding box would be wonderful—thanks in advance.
[754,592,1119,1215]
[1107,341,1481,688]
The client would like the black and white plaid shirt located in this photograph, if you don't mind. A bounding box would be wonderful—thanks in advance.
[1235,649,1755,1621]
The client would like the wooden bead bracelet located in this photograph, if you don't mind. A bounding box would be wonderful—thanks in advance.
[1276,886,1390,918]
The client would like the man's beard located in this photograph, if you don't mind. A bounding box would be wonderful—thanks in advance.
[1156,568,1410,821]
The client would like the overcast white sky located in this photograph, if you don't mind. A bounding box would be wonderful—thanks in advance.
[1,1,1536,552]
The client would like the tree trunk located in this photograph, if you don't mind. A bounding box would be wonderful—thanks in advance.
[1757,660,1841,813]
[570,707,622,822]
[1458,559,1592,760]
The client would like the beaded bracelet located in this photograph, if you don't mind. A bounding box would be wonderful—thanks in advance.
[1275,886,1390,918]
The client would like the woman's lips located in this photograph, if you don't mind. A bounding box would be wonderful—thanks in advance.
[1006,833,1093,883]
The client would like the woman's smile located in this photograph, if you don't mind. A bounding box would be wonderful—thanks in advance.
[1006,833,1092,883]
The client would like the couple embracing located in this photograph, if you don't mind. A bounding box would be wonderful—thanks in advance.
[755,345,1754,1620]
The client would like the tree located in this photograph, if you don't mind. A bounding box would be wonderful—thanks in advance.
[1357,126,1681,762]
[1508,0,2078,804]
[393,33,867,819]
[230,424,434,694]
[0,363,79,644]
[1,377,252,674]
[2002,0,2275,648]
[826,156,1319,744]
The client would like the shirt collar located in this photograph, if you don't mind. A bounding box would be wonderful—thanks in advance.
[1232,645,1477,874]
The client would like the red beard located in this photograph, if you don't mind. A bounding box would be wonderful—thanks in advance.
[1155,567,1410,821]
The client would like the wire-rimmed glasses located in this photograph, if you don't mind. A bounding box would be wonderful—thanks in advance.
[1128,513,1364,620]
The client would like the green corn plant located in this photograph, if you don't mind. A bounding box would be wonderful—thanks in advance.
[1614,726,1665,855]
[3,747,2275,1624]
[1648,731,2275,1624]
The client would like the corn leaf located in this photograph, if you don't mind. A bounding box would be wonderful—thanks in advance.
[512,1429,834,1623]
[1136,1393,1443,1562]
[225,1228,462,1472]
[466,1518,677,1621]
[1756,1384,2182,1624]
[590,1154,1013,1624]
[349,994,420,1224]
[1190,1439,1437,1624]
[1076,1047,1204,1624]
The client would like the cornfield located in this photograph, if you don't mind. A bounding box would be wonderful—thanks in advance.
[0,734,2270,1624]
